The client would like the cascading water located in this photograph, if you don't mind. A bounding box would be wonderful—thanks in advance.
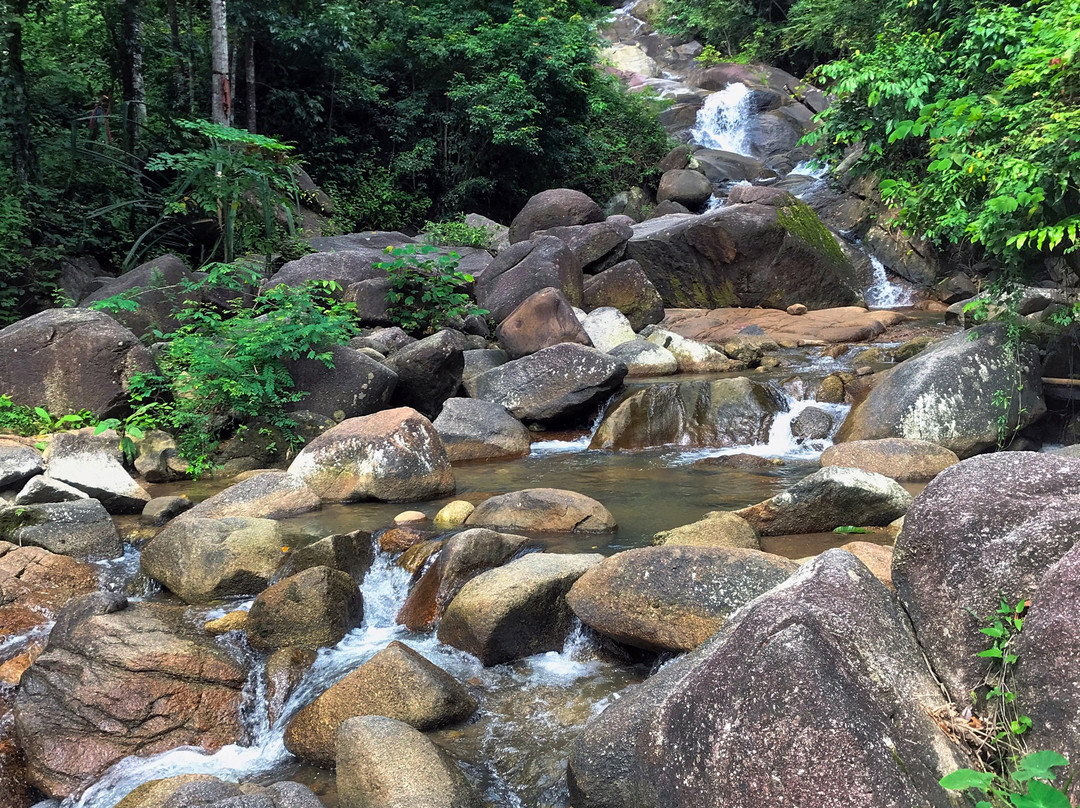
[690,82,755,156]
[864,254,918,309]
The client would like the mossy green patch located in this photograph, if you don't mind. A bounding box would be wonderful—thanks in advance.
[777,200,849,270]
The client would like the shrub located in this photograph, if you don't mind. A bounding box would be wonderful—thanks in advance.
[377,245,487,336]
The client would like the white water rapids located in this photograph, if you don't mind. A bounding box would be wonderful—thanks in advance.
[690,82,756,156]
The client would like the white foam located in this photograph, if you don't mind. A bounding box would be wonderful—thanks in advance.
[691,83,755,156]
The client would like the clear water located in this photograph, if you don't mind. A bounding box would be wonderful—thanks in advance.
[690,82,755,155]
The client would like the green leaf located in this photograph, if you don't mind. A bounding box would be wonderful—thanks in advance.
[833,526,869,534]
[940,769,995,791]
[1013,780,1072,808]
[1011,750,1070,784]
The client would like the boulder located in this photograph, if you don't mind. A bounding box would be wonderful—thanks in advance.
[351,326,415,356]
[245,566,363,650]
[0,309,157,419]
[140,495,193,526]
[581,307,636,353]
[467,489,616,533]
[140,516,289,603]
[461,348,509,393]
[284,345,398,420]
[288,408,455,503]
[624,198,859,309]
[0,440,43,489]
[0,541,98,647]
[835,324,1045,458]
[265,648,317,729]
[642,327,740,372]
[13,475,87,505]
[133,430,189,483]
[839,541,895,589]
[384,331,465,419]
[397,528,530,631]
[283,641,476,765]
[568,546,798,652]
[471,343,627,425]
[820,438,960,482]
[464,212,510,251]
[534,220,633,272]
[565,551,973,808]
[590,378,780,451]
[282,529,373,582]
[437,552,603,665]
[79,254,193,338]
[0,499,122,561]
[434,501,475,530]
[582,260,665,330]
[432,398,532,462]
[692,148,767,184]
[607,339,678,377]
[653,511,759,550]
[656,169,713,209]
[893,452,1080,706]
[42,428,150,514]
[345,276,395,326]
[185,471,321,520]
[508,189,604,244]
[336,716,483,808]
[474,236,584,322]
[116,776,324,808]
[14,594,248,798]
[790,406,834,441]
[736,466,913,537]
[266,248,387,294]
[495,287,592,359]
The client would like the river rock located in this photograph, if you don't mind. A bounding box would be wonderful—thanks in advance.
[642,327,740,372]
[117,776,324,808]
[283,641,476,765]
[839,541,895,589]
[132,430,189,483]
[42,428,150,514]
[438,552,602,665]
[535,220,633,272]
[736,466,912,537]
[790,406,833,441]
[284,345,398,420]
[0,499,122,561]
[78,254,193,338]
[835,324,1046,458]
[140,495,193,526]
[265,648,317,729]
[607,339,678,377]
[184,471,321,520]
[282,529,373,582]
[475,236,584,322]
[14,593,249,798]
[582,260,665,330]
[568,546,798,652]
[590,378,780,451]
[0,541,98,647]
[471,343,627,425]
[581,307,637,353]
[494,287,592,359]
[566,550,974,808]
[820,438,959,482]
[140,516,290,603]
[384,330,465,419]
[508,189,604,244]
[656,169,713,209]
[0,308,157,419]
[397,528,530,631]
[432,398,532,463]
[245,566,363,651]
[0,441,43,490]
[434,501,475,529]
[467,489,616,533]
[653,511,760,550]
[288,408,455,503]
[336,715,483,808]
[112,773,225,808]
[893,452,1080,706]
[13,475,87,505]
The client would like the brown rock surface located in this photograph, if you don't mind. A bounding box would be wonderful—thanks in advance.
[662,306,906,345]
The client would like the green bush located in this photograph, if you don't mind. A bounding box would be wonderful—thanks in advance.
[421,216,496,249]
[377,245,487,336]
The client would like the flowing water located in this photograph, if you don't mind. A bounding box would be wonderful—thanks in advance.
[864,254,919,309]
[690,82,756,156]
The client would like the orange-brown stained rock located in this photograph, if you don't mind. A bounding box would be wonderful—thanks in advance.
[378,526,437,554]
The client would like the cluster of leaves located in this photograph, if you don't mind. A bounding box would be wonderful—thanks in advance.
[978,598,1033,744]
[421,216,497,249]
[377,245,487,336]
[941,750,1072,808]
[0,396,94,438]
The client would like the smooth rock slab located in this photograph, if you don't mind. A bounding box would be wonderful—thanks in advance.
[466,488,616,533]
[432,398,532,462]
[820,438,960,482]
[42,428,150,514]
[0,440,43,489]
[183,471,321,520]
[1,499,122,561]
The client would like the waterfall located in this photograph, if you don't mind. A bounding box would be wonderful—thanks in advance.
[864,254,918,309]
[690,83,755,156]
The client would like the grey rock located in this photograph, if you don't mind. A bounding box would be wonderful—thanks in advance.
[1,499,122,561]
[43,428,150,514]
[508,188,604,244]
[384,330,466,419]
[284,345,398,420]
[0,440,44,489]
[433,398,532,462]
[14,475,88,505]
[140,495,193,526]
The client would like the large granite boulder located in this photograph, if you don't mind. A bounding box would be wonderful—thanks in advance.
[432,398,532,462]
[534,219,632,272]
[495,287,592,359]
[245,566,363,650]
[184,471,321,520]
[566,551,974,808]
[466,488,616,533]
[14,474,88,506]
[656,169,713,209]
[820,438,960,482]
[79,254,194,338]
[475,236,584,322]
[508,189,604,244]
[14,593,248,798]
[835,324,1045,458]
[0,309,156,418]
[0,499,122,561]
[265,248,388,293]
[288,408,455,502]
[582,259,665,330]
[568,546,798,652]
[581,307,636,353]
[384,330,465,419]
[284,345,397,420]
[0,440,43,489]
[41,427,150,514]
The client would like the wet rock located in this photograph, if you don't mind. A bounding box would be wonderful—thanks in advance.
[835,324,1045,458]
[535,220,633,272]
[378,525,436,553]
[0,441,43,490]
[42,428,150,514]
[891,335,937,362]
[118,777,325,808]
[608,339,678,377]
[590,378,780,451]
[384,331,465,419]
[0,308,157,419]
[653,511,759,550]
[0,499,122,561]
[78,254,193,339]
[736,466,913,537]
[467,488,616,533]
[140,495,193,526]
[397,528,530,631]
[140,516,290,603]
[494,287,592,359]
[475,236,584,322]
[433,398,532,462]
[283,530,373,582]
[641,327,740,372]
[288,408,455,503]
[14,594,249,798]
[184,471,321,521]
[566,551,973,808]
[820,438,959,482]
[246,566,363,651]
[204,610,248,635]
[816,372,846,403]
[283,641,476,766]
[133,430,189,483]
[582,259,665,330]
[112,773,224,808]
[790,406,834,441]
[399,539,445,574]
[581,307,636,353]
[568,546,798,652]
[14,475,87,505]
[284,345,398,420]
[336,715,483,808]
[266,648,316,729]
[471,344,627,426]
[693,453,784,471]
[433,501,476,530]
[438,552,602,665]
[656,169,712,209]
[508,189,604,244]
[894,452,1080,706]
[0,541,98,647]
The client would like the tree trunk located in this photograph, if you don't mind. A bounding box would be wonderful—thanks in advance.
[244,31,256,133]
[209,0,231,125]
[119,0,146,153]
[166,0,185,111]
[5,0,37,183]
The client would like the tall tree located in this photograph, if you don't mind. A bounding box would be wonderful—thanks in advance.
[118,0,146,152]
[244,30,255,132]
[4,0,37,183]
[209,0,231,125]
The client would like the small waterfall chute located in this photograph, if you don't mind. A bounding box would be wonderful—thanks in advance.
[690,83,756,156]
[864,254,918,309]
